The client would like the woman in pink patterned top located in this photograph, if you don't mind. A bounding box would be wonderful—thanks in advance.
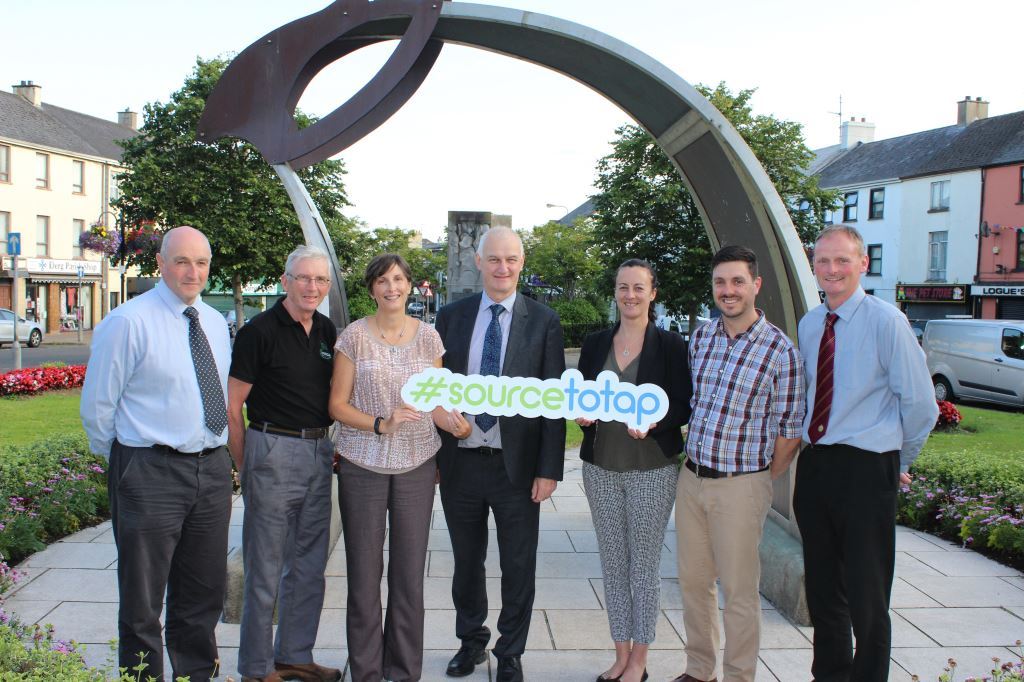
[329,253,468,682]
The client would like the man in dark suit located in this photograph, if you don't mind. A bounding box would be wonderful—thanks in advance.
[434,226,566,682]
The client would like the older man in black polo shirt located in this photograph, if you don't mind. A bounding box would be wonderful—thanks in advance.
[228,245,340,682]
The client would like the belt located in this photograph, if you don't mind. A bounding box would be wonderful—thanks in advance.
[250,422,329,440]
[152,444,222,458]
[685,458,768,479]
[469,446,503,456]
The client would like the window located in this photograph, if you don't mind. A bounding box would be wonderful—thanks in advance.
[867,244,882,275]
[928,230,948,280]
[35,153,49,189]
[110,171,120,202]
[72,219,85,258]
[72,160,84,194]
[1019,166,1024,203]
[1003,329,1024,360]
[930,180,950,211]
[843,192,858,222]
[36,215,49,257]
[1017,229,1024,270]
[0,145,9,183]
[869,188,885,219]
[0,212,9,252]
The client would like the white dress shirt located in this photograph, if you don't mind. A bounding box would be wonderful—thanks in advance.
[799,287,938,470]
[81,281,231,458]
[461,291,516,450]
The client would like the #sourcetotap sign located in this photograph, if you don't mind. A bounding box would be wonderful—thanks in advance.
[401,368,669,431]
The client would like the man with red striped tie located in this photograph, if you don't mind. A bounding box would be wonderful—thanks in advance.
[794,225,938,682]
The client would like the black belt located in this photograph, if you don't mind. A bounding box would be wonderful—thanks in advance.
[249,422,329,440]
[470,446,503,456]
[152,444,222,458]
[685,458,768,479]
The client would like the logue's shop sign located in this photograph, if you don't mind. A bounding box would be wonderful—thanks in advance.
[896,285,966,302]
[971,285,1024,297]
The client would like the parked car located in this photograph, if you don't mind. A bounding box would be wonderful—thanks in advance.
[223,310,249,338]
[0,308,44,348]
[407,301,426,317]
[907,318,929,345]
[923,319,1024,407]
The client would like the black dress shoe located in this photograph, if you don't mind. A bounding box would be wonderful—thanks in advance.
[446,645,487,677]
[496,656,523,682]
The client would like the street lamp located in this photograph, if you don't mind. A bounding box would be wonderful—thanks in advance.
[545,203,568,212]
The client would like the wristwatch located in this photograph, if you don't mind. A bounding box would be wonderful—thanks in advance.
[373,416,384,435]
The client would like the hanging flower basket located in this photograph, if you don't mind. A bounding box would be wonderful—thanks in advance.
[123,221,163,262]
[77,223,121,256]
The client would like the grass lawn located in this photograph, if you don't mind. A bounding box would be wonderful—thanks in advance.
[1,389,85,447]
[918,404,1024,464]
[1,389,590,451]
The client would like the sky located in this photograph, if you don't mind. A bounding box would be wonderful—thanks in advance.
[4,0,1022,240]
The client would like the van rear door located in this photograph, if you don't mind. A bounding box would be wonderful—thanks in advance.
[991,327,1024,405]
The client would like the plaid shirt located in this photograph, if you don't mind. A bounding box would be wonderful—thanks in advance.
[686,311,805,472]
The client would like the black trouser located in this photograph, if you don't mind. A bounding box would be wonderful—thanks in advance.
[109,442,232,681]
[439,449,540,657]
[793,443,899,682]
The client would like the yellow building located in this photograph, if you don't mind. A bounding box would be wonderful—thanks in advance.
[0,80,137,332]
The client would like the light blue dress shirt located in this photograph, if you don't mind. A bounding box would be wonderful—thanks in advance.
[460,291,515,450]
[81,281,232,458]
[799,287,939,470]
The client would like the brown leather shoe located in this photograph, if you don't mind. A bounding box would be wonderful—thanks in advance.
[241,673,285,682]
[274,661,342,682]
[670,675,717,682]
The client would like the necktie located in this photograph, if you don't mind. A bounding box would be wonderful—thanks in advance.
[184,306,228,436]
[808,312,838,444]
[475,303,504,433]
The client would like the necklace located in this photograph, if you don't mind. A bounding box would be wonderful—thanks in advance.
[376,317,407,347]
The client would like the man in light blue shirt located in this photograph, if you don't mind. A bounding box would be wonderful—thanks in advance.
[81,225,233,682]
[793,225,938,682]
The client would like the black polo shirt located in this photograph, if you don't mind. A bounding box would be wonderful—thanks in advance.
[229,299,337,429]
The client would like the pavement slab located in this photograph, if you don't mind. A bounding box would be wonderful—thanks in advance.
[896,607,1024,647]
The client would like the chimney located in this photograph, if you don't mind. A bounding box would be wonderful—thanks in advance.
[117,109,139,130]
[841,116,875,149]
[12,80,42,107]
[957,96,989,126]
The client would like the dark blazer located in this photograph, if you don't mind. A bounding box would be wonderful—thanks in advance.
[434,292,567,488]
[577,321,692,463]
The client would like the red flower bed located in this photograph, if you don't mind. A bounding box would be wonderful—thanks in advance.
[0,366,86,397]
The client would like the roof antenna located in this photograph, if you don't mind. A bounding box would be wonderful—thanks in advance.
[829,95,843,144]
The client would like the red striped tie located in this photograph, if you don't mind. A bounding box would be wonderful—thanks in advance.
[808,312,838,444]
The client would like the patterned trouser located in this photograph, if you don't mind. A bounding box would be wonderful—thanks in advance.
[582,461,677,643]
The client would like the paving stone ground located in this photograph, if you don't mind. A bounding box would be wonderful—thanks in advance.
[6,448,1023,681]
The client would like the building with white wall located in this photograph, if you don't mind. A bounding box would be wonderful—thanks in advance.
[0,81,137,332]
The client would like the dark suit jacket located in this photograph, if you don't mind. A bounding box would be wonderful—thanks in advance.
[576,321,692,463]
[434,292,567,488]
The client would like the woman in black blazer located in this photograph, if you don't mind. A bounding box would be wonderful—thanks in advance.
[576,259,692,682]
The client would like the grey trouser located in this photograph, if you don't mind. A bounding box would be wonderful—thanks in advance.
[238,429,334,678]
[109,441,232,681]
[582,461,677,644]
[337,456,436,682]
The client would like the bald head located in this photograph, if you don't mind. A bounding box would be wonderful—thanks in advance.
[157,226,213,305]
[475,226,525,302]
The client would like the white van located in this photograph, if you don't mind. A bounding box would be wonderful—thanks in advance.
[923,319,1024,407]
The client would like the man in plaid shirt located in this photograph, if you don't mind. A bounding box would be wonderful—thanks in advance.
[672,245,805,682]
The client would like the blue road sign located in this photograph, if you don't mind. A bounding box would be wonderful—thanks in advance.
[6,232,20,256]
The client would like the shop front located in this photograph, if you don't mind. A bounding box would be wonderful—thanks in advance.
[895,283,970,320]
[1,257,103,332]
[972,284,1024,320]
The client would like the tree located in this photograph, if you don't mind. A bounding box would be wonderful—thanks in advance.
[114,57,351,328]
[592,82,837,326]
[521,219,603,302]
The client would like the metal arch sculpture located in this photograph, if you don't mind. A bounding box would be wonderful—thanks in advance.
[198,0,818,339]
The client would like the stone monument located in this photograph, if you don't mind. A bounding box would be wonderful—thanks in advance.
[446,211,512,300]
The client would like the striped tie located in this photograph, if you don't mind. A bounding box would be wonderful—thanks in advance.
[808,312,838,444]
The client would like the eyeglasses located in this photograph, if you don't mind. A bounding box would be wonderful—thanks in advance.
[287,274,331,287]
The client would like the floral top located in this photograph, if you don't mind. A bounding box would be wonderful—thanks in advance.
[333,318,444,471]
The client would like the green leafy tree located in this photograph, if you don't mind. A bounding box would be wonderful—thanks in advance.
[592,82,837,327]
[114,57,351,327]
[522,219,603,302]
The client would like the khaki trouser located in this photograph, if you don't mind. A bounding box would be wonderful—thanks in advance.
[675,465,772,682]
